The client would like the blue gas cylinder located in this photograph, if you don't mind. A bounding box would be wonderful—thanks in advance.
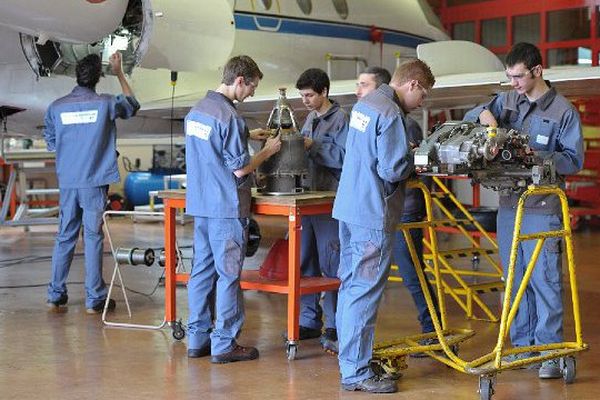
[124,172,175,206]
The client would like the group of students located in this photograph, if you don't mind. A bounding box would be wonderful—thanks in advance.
[179,54,437,393]
[44,41,583,394]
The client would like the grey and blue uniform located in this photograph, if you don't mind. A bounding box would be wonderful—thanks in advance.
[185,90,252,355]
[333,84,413,384]
[44,86,139,309]
[465,87,583,347]
[392,117,440,333]
[299,101,348,331]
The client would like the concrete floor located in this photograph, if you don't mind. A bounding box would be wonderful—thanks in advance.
[0,215,598,400]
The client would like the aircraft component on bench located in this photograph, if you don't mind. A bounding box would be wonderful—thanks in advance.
[258,88,308,195]
[414,121,556,191]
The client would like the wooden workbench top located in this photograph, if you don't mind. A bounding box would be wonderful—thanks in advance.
[158,189,336,206]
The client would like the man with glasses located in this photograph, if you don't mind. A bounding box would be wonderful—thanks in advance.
[464,42,584,379]
[185,55,281,364]
[333,59,435,393]
[356,66,441,355]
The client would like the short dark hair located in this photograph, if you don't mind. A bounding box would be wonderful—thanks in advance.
[295,68,330,94]
[222,55,263,85]
[361,66,391,87]
[506,42,542,70]
[76,54,102,89]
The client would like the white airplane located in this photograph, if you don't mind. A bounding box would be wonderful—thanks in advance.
[0,0,449,138]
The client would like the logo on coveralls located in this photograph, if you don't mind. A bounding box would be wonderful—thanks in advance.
[349,111,370,132]
[60,110,98,125]
[186,120,212,140]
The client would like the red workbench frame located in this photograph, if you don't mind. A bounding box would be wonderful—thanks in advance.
[160,190,340,353]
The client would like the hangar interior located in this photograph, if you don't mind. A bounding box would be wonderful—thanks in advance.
[1,0,600,399]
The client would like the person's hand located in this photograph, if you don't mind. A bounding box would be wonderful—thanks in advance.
[264,132,282,157]
[250,128,271,140]
[109,52,123,75]
[479,110,498,128]
[304,137,313,150]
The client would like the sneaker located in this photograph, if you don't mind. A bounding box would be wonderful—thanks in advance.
[502,352,541,370]
[539,358,562,379]
[320,328,338,354]
[86,298,116,315]
[410,337,438,358]
[281,326,322,341]
[210,345,259,364]
[188,344,211,358]
[341,375,398,393]
[47,293,68,310]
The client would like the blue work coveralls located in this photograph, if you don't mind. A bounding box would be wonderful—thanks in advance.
[44,86,139,308]
[465,87,584,347]
[392,117,440,333]
[299,101,348,331]
[185,91,252,355]
[332,84,413,384]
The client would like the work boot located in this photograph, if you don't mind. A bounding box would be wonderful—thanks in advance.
[281,326,321,340]
[539,358,562,379]
[47,293,68,310]
[320,328,338,354]
[410,337,439,358]
[210,345,259,364]
[341,375,398,393]
[503,351,541,370]
[86,298,116,315]
[188,344,211,358]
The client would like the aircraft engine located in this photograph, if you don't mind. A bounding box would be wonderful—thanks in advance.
[4,0,234,78]
[414,121,556,191]
[258,88,309,195]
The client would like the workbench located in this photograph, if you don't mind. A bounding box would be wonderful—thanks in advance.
[159,189,340,359]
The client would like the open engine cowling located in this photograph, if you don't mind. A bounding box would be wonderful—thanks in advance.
[1,0,234,78]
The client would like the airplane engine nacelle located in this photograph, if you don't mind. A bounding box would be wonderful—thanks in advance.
[0,0,129,44]
[8,0,235,78]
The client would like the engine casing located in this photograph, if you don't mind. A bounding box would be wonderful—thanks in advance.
[414,121,556,191]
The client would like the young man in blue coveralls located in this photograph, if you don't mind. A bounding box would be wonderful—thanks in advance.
[464,42,584,379]
[294,68,349,353]
[185,55,281,363]
[45,52,139,314]
[333,59,435,393]
[357,67,441,349]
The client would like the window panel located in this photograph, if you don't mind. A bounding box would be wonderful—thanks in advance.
[453,21,475,42]
[513,14,540,44]
[547,48,588,66]
[547,8,590,42]
[482,17,506,47]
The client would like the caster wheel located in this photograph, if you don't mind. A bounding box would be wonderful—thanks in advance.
[286,343,298,360]
[172,321,185,340]
[471,255,480,271]
[478,375,495,400]
[561,356,576,384]
[451,344,460,355]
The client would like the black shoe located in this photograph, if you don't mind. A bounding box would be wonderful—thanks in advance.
[410,337,439,358]
[188,344,211,358]
[281,326,322,341]
[86,298,116,315]
[210,345,259,364]
[47,294,68,310]
[47,294,68,307]
[341,375,398,393]
[320,328,338,354]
